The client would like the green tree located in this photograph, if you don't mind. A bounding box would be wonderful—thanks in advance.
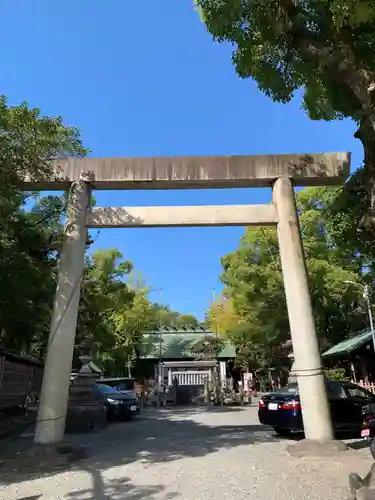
[0,194,67,355]
[217,187,374,370]
[0,97,87,353]
[150,304,180,327]
[0,96,87,216]
[192,335,224,360]
[149,304,200,329]
[175,314,200,328]
[324,171,375,263]
[0,96,200,372]
[75,250,164,375]
[76,249,134,361]
[195,0,375,236]
[109,291,156,375]
[206,297,238,334]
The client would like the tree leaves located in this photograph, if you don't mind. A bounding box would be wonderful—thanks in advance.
[205,296,239,336]
[196,0,375,235]
[0,97,87,354]
[207,186,374,371]
[175,314,200,328]
[191,335,224,360]
[0,96,201,376]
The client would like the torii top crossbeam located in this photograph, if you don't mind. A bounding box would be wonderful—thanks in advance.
[24,152,350,190]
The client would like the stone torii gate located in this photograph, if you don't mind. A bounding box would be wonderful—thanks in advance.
[25,152,350,446]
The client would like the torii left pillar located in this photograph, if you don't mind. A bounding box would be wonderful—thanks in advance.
[34,177,91,445]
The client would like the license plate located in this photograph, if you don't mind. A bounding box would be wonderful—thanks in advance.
[268,403,278,411]
[130,405,137,412]
[361,428,370,437]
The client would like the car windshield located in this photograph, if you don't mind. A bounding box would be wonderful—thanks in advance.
[273,384,299,395]
[98,379,135,391]
[346,384,375,400]
[114,380,134,391]
[96,384,121,395]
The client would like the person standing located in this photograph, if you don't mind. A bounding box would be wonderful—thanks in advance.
[251,376,257,397]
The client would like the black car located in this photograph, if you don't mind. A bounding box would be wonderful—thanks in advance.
[258,380,375,436]
[95,383,140,421]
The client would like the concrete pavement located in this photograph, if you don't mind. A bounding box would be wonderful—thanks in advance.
[0,404,372,499]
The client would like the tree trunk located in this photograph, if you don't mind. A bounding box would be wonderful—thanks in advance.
[0,327,14,349]
[354,121,375,238]
[327,57,375,239]
[295,37,375,229]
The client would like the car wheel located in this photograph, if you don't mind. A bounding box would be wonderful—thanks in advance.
[370,438,375,460]
[274,427,292,437]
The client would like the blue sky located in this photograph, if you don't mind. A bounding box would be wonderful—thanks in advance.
[1,1,363,320]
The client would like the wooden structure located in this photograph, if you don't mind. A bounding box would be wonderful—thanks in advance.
[356,380,375,394]
[166,363,212,386]
[0,350,43,410]
[138,328,234,405]
[322,328,375,384]
[162,360,216,386]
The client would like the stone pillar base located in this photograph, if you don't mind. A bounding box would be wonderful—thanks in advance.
[65,404,107,434]
[287,438,348,457]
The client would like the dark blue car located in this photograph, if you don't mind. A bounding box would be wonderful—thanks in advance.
[258,380,375,436]
[95,383,140,421]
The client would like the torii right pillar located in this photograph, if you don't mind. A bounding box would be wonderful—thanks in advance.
[273,177,333,443]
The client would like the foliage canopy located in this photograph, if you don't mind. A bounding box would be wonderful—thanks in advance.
[206,186,375,373]
[196,0,375,236]
[0,97,200,375]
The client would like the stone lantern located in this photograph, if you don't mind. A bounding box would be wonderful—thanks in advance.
[65,343,107,433]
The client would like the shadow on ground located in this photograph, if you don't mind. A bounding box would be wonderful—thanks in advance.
[347,439,370,451]
[0,406,282,488]
[3,406,367,498]
[148,405,249,414]
[16,471,176,500]
[65,467,178,500]
[18,496,42,500]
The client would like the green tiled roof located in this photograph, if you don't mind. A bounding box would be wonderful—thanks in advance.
[322,328,373,357]
[139,327,236,360]
[218,342,236,358]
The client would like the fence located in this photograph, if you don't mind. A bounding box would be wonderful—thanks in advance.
[171,370,210,386]
[355,380,375,394]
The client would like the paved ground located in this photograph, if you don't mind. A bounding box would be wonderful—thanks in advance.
[0,404,373,500]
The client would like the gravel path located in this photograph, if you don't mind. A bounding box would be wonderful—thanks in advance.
[0,404,373,500]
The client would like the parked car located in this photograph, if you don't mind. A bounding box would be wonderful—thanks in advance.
[258,380,375,436]
[95,383,140,421]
